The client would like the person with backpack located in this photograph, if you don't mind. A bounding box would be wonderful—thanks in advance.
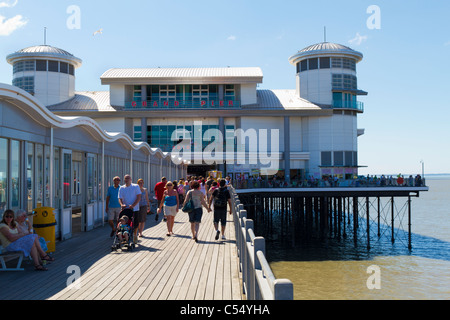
[208,179,231,240]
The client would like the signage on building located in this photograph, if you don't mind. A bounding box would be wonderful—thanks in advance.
[129,100,237,108]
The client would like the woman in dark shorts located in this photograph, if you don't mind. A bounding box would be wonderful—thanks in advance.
[182,180,211,242]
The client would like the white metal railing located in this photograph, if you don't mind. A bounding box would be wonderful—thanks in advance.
[229,186,293,300]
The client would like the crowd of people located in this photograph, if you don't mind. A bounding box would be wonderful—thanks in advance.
[232,173,426,189]
[0,174,233,272]
[107,174,232,246]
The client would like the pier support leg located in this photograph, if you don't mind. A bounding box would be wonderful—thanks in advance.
[353,197,358,244]
[391,196,395,244]
[408,195,412,250]
[366,197,370,250]
[377,197,381,237]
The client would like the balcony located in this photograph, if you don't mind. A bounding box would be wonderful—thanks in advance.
[125,99,241,110]
[332,99,364,112]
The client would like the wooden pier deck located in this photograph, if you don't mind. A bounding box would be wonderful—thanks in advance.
[0,208,243,300]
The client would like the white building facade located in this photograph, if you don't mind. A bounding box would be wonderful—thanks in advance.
[6,41,367,184]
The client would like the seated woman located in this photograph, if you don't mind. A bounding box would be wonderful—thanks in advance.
[15,209,49,254]
[0,209,53,271]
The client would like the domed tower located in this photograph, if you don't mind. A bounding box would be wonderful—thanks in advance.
[6,45,82,106]
[288,42,366,111]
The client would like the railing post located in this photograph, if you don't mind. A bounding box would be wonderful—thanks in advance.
[273,279,294,300]
[253,237,265,270]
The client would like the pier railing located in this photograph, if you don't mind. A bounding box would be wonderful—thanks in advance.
[232,176,426,190]
[229,186,293,300]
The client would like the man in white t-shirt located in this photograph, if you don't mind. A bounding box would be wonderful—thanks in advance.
[118,174,141,243]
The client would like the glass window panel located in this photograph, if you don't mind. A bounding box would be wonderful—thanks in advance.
[36,60,47,71]
[300,60,307,72]
[13,61,24,73]
[26,142,34,213]
[320,57,330,69]
[48,60,59,72]
[321,151,332,166]
[344,151,353,166]
[0,138,7,215]
[69,64,75,75]
[87,156,94,202]
[11,140,20,209]
[334,151,344,166]
[36,144,44,207]
[308,58,318,70]
[60,62,68,74]
[331,58,342,68]
[24,60,35,71]
[54,148,60,204]
[63,153,71,207]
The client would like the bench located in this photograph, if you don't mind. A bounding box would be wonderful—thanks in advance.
[0,240,25,271]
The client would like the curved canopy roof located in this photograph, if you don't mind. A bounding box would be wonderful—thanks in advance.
[288,42,363,65]
[6,45,82,68]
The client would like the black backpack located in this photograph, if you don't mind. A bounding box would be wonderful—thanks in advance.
[214,188,228,208]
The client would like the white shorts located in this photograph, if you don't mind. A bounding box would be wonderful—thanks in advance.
[164,205,178,217]
[108,207,121,221]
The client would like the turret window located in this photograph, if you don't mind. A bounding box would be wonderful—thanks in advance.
[12,59,75,75]
[298,56,355,72]
[12,76,34,94]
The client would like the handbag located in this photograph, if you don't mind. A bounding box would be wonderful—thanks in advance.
[182,192,194,213]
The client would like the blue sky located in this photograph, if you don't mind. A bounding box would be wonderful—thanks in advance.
[1,0,449,175]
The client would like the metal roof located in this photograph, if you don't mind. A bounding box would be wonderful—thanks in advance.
[47,89,321,112]
[288,42,363,64]
[245,89,321,110]
[47,91,114,112]
[100,67,263,84]
[6,45,82,67]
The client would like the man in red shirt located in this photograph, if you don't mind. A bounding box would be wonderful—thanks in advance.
[154,177,167,221]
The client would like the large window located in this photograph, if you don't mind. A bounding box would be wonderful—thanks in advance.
[10,140,20,209]
[35,144,44,207]
[298,57,355,72]
[63,152,72,208]
[0,138,7,215]
[321,150,358,167]
[13,60,35,73]
[13,59,75,75]
[141,84,235,108]
[321,151,332,166]
[26,142,34,212]
[12,76,34,94]
[332,74,357,91]
[331,57,356,71]
[148,124,226,152]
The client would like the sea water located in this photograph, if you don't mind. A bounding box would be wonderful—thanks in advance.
[267,176,450,300]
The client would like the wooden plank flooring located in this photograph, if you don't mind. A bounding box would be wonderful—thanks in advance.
[0,208,243,300]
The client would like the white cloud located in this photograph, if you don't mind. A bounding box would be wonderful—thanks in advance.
[0,14,27,36]
[0,0,18,8]
[348,32,368,46]
[227,35,236,41]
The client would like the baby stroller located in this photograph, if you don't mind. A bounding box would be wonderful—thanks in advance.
[111,208,136,252]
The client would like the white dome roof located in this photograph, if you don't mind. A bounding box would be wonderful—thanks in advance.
[6,44,82,67]
[289,42,363,65]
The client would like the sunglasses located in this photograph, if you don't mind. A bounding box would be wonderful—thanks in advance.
[4,215,13,219]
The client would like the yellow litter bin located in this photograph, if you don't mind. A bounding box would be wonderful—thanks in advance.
[32,207,57,253]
